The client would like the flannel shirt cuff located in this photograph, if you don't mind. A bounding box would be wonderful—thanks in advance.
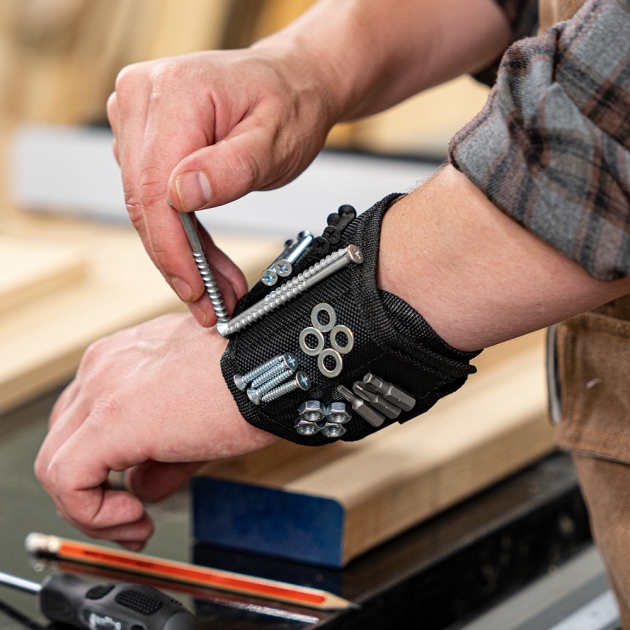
[450,0,630,281]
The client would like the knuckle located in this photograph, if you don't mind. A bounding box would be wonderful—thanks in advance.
[115,63,144,96]
[139,167,166,210]
[235,150,262,189]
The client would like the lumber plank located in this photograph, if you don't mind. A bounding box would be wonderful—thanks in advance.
[197,340,554,566]
[0,236,86,316]
[0,213,280,415]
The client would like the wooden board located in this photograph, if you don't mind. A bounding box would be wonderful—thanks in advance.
[0,212,281,416]
[0,236,86,316]
[194,338,554,567]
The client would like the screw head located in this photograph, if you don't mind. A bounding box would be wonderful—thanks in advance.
[233,374,246,391]
[282,353,298,371]
[338,204,356,217]
[320,422,347,438]
[247,389,261,405]
[347,244,363,264]
[294,417,320,436]
[298,400,325,421]
[327,402,351,424]
[216,321,229,337]
[296,371,311,391]
[261,269,278,286]
[273,260,292,277]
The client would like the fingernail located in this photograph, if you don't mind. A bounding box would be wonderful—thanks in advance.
[189,302,208,327]
[171,277,194,302]
[176,171,211,211]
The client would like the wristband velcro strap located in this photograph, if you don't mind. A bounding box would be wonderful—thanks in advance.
[220,194,480,445]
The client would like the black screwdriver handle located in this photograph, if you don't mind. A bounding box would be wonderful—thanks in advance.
[40,574,195,630]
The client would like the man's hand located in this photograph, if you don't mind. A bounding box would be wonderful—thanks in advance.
[108,47,338,327]
[34,314,278,550]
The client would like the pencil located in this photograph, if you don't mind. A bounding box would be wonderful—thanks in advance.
[25,533,353,611]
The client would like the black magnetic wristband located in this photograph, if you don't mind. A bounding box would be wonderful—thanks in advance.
[220,193,481,446]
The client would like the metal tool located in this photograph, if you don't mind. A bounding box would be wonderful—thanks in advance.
[0,569,195,630]
[216,245,363,337]
[319,422,346,438]
[294,416,321,436]
[327,401,351,424]
[362,373,416,412]
[247,368,294,405]
[261,238,295,287]
[234,354,292,391]
[337,385,385,427]
[261,371,311,403]
[250,353,298,388]
[294,400,326,436]
[175,208,228,323]
[273,231,313,278]
[352,381,401,419]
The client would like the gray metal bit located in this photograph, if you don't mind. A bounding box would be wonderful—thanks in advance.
[175,207,228,323]
[362,373,416,412]
[352,382,401,419]
[216,245,363,337]
[337,385,385,428]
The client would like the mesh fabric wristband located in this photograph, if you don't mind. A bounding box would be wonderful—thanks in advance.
[220,194,480,445]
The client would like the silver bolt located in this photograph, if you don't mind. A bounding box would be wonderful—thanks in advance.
[261,371,311,403]
[247,369,294,405]
[176,210,228,322]
[234,354,288,391]
[250,353,298,388]
[217,245,363,337]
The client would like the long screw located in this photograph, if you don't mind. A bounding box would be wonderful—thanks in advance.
[261,371,311,403]
[216,245,363,337]
[233,353,291,391]
[251,354,298,388]
[172,204,228,323]
[247,369,294,405]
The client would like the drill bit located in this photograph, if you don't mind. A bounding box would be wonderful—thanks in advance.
[168,200,229,323]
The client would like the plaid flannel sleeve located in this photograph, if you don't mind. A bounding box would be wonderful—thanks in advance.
[450,0,630,281]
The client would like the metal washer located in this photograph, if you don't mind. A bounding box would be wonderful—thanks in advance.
[318,348,343,379]
[330,324,354,354]
[299,327,325,356]
[311,303,337,333]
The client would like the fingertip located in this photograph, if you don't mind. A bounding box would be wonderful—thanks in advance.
[188,302,211,327]
[119,540,146,552]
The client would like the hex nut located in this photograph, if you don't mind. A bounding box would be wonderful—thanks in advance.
[320,422,347,438]
[327,402,351,424]
[298,400,326,422]
[294,417,320,436]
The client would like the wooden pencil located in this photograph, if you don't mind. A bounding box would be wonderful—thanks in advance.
[25,533,352,611]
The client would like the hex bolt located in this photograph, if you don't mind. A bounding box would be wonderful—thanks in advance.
[247,369,294,405]
[352,382,401,419]
[217,245,363,337]
[327,401,352,424]
[177,210,228,322]
[250,353,298,388]
[362,373,416,412]
[261,371,311,403]
[233,354,287,391]
[320,422,347,439]
[294,417,320,436]
[337,385,385,428]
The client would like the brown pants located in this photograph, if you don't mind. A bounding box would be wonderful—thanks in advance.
[555,296,630,628]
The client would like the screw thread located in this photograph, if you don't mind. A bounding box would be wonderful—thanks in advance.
[250,369,293,397]
[192,251,228,322]
[221,245,362,336]
[242,354,284,383]
[251,362,294,388]
[261,379,300,403]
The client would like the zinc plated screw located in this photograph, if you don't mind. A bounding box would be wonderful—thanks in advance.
[247,369,294,405]
[174,207,229,323]
[250,353,298,388]
[273,231,313,277]
[261,239,295,286]
[261,371,311,403]
[216,245,363,337]
[234,353,289,391]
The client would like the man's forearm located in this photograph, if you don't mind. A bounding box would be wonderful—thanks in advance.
[252,0,511,123]
[378,166,630,351]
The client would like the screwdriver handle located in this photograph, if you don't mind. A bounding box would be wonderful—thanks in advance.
[40,574,195,630]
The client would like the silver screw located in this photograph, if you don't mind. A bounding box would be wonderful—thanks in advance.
[233,354,288,390]
[247,369,294,405]
[176,209,228,323]
[217,245,363,337]
[261,371,311,403]
[273,231,313,277]
[250,353,298,388]
[261,239,295,286]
